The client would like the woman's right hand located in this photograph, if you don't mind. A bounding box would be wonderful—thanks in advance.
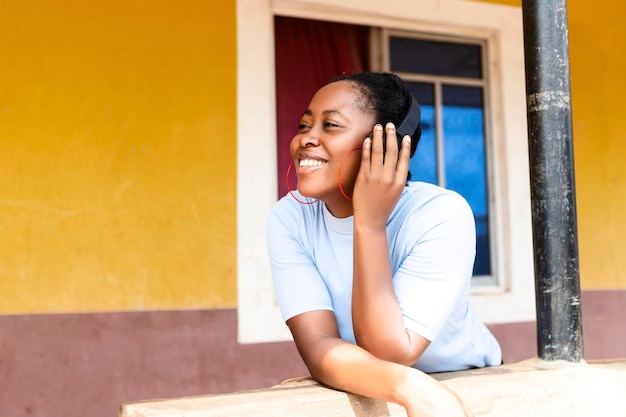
[352,122,411,230]
[399,368,474,417]
[287,311,473,417]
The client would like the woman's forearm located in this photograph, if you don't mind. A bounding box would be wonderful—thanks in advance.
[313,339,409,402]
[352,223,416,364]
[309,340,469,417]
[351,124,423,363]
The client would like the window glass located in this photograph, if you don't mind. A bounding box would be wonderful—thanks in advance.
[389,37,483,78]
[442,85,491,275]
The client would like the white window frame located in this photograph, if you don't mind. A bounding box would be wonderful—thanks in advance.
[237,0,535,344]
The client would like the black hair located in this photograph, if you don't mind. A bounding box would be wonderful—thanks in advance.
[330,72,422,159]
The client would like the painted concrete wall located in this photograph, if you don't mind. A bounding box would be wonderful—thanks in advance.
[1,0,624,316]
[0,0,237,313]
[477,0,626,290]
[1,1,625,417]
[1,0,624,318]
[569,2,626,289]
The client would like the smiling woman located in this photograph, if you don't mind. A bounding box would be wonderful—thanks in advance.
[266,72,501,417]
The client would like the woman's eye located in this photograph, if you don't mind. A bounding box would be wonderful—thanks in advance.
[324,122,340,129]
[297,123,310,132]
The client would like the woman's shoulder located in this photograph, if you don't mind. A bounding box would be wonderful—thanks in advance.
[268,192,323,228]
[402,181,471,212]
[393,182,475,234]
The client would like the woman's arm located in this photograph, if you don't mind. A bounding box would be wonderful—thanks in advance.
[351,123,427,364]
[352,223,430,365]
[287,310,472,417]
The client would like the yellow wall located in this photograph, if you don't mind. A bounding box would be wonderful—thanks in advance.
[1,0,623,314]
[569,1,626,289]
[0,0,237,313]
[477,0,626,289]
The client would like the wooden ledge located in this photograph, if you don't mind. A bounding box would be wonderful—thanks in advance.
[120,359,626,417]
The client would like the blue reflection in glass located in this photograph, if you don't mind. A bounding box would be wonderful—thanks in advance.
[442,85,490,275]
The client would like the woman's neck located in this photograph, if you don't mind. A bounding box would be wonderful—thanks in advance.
[323,198,354,219]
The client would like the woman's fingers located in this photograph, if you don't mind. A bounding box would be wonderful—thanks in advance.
[371,122,400,176]
[363,123,410,180]
[395,134,412,184]
[383,122,399,169]
[359,133,372,172]
[369,124,385,174]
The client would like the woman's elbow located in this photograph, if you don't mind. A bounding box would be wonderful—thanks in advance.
[356,332,429,367]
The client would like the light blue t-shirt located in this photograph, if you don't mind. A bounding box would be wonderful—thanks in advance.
[266,181,501,373]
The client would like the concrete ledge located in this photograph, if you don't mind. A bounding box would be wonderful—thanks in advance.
[120,359,626,417]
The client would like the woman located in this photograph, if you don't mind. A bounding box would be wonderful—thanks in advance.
[266,72,501,417]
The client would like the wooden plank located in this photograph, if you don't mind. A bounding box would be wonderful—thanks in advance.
[120,360,626,417]
[121,377,406,417]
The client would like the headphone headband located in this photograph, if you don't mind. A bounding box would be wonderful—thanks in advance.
[396,95,421,139]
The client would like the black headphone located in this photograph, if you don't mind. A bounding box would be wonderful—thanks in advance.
[376,94,422,157]
[395,94,421,157]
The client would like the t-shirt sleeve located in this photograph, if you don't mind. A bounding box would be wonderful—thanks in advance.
[266,202,333,322]
[392,191,476,341]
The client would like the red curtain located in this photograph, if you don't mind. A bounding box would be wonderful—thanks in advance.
[274,16,370,198]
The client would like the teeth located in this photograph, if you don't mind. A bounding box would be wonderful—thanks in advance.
[299,159,326,167]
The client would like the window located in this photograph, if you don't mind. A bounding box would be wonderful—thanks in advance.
[379,31,494,283]
[237,0,535,343]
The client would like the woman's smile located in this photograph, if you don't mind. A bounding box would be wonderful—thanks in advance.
[299,159,326,168]
[297,151,328,171]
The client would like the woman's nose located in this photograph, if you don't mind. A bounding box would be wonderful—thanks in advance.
[299,130,319,147]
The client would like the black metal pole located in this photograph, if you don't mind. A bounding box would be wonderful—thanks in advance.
[521,0,584,362]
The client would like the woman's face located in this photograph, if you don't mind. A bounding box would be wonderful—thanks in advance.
[290,81,375,215]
